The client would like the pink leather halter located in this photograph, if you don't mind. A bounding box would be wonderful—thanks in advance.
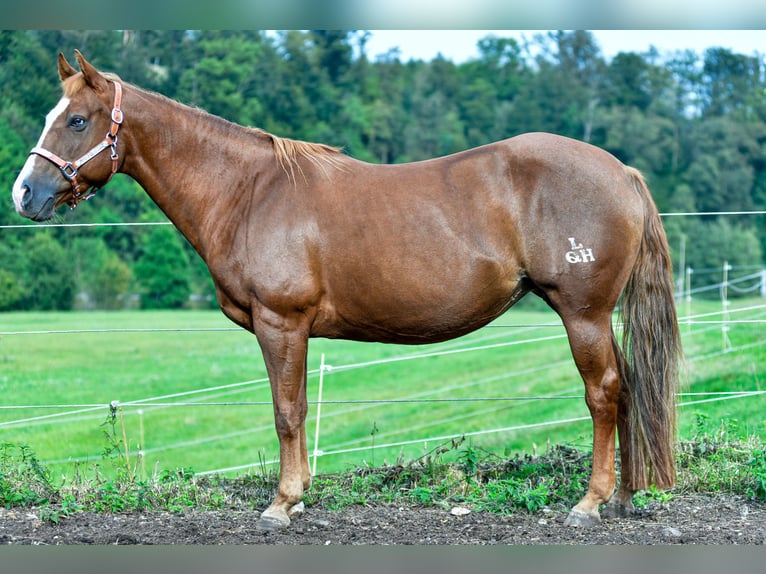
[29,82,123,208]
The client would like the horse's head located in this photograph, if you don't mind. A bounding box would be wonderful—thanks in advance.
[12,51,124,221]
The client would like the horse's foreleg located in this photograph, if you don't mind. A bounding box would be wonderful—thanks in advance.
[561,316,621,527]
[253,318,311,531]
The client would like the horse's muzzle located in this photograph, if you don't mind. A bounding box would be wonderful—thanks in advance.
[14,184,57,222]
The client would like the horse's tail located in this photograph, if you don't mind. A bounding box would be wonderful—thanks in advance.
[618,166,682,491]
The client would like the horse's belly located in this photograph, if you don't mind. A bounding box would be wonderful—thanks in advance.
[312,256,526,344]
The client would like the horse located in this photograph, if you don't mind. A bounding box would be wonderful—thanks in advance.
[12,51,681,530]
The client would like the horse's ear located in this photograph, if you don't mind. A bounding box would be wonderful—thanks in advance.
[74,50,109,94]
[58,53,77,81]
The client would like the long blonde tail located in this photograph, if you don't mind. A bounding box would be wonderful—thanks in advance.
[620,166,682,490]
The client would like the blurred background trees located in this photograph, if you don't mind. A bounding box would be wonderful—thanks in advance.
[1,30,763,309]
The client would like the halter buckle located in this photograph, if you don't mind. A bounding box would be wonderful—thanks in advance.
[61,162,79,180]
[109,135,119,160]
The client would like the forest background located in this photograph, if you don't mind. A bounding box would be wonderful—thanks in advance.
[0,29,764,311]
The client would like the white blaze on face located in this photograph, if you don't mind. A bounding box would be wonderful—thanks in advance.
[12,96,71,211]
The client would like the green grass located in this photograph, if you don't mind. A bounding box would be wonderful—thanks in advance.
[2,426,766,522]
[1,296,764,485]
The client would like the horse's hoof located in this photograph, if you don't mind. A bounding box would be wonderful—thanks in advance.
[564,508,601,528]
[256,513,290,531]
[288,501,305,517]
[602,501,634,519]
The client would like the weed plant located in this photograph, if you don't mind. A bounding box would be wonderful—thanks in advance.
[1,414,765,523]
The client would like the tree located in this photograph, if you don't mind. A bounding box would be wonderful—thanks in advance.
[0,236,25,310]
[0,116,30,225]
[134,227,191,309]
[603,52,654,111]
[683,218,763,295]
[459,35,528,144]
[701,48,762,119]
[402,72,466,161]
[73,238,133,309]
[685,117,758,213]
[23,234,76,310]
[177,33,265,126]
[0,31,60,130]
[0,269,24,311]
[551,30,606,142]
[598,107,678,204]
[309,30,354,85]
[507,31,606,142]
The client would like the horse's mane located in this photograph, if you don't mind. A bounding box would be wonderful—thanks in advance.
[254,129,347,183]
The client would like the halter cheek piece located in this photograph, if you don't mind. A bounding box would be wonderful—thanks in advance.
[29,82,123,208]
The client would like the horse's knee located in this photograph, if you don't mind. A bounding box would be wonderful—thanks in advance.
[273,405,306,439]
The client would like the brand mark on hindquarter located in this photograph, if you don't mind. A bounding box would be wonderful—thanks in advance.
[565,237,595,264]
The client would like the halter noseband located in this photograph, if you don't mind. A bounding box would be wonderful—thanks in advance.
[29,82,124,208]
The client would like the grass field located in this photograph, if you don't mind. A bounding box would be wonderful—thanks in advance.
[1,296,764,482]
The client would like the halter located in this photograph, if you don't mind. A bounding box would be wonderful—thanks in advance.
[29,82,124,208]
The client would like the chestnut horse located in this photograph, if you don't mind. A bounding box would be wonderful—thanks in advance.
[12,52,681,530]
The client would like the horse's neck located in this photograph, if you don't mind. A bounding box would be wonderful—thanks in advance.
[120,87,274,258]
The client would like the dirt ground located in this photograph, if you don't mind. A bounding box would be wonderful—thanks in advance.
[1,493,764,545]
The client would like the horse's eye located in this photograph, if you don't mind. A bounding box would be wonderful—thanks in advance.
[68,116,87,131]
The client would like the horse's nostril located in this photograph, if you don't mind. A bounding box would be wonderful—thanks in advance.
[20,185,33,210]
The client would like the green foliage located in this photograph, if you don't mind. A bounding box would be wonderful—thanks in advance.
[73,237,133,309]
[0,116,29,226]
[305,440,591,514]
[689,219,762,272]
[632,484,675,508]
[0,268,25,311]
[23,233,76,310]
[0,443,58,508]
[134,226,192,309]
[177,34,264,125]
[478,477,553,513]
[676,415,766,500]
[4,425,764,519]
[0,236,27,311]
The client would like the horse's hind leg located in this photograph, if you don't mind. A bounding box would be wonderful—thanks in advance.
[601,398,637,518]
[558,311,622,527]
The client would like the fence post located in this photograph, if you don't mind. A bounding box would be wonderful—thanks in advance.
[761,269,766,298]
[722,261,731,351]
[677,234,686,298]
[685,266,693,333]
[312,353,327,476]
[138,408,146,481]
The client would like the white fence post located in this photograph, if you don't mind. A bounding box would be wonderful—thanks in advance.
[722,261,731,352]
[677,234,686,298]
[685,266,693,333]
[312,353,328,476]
